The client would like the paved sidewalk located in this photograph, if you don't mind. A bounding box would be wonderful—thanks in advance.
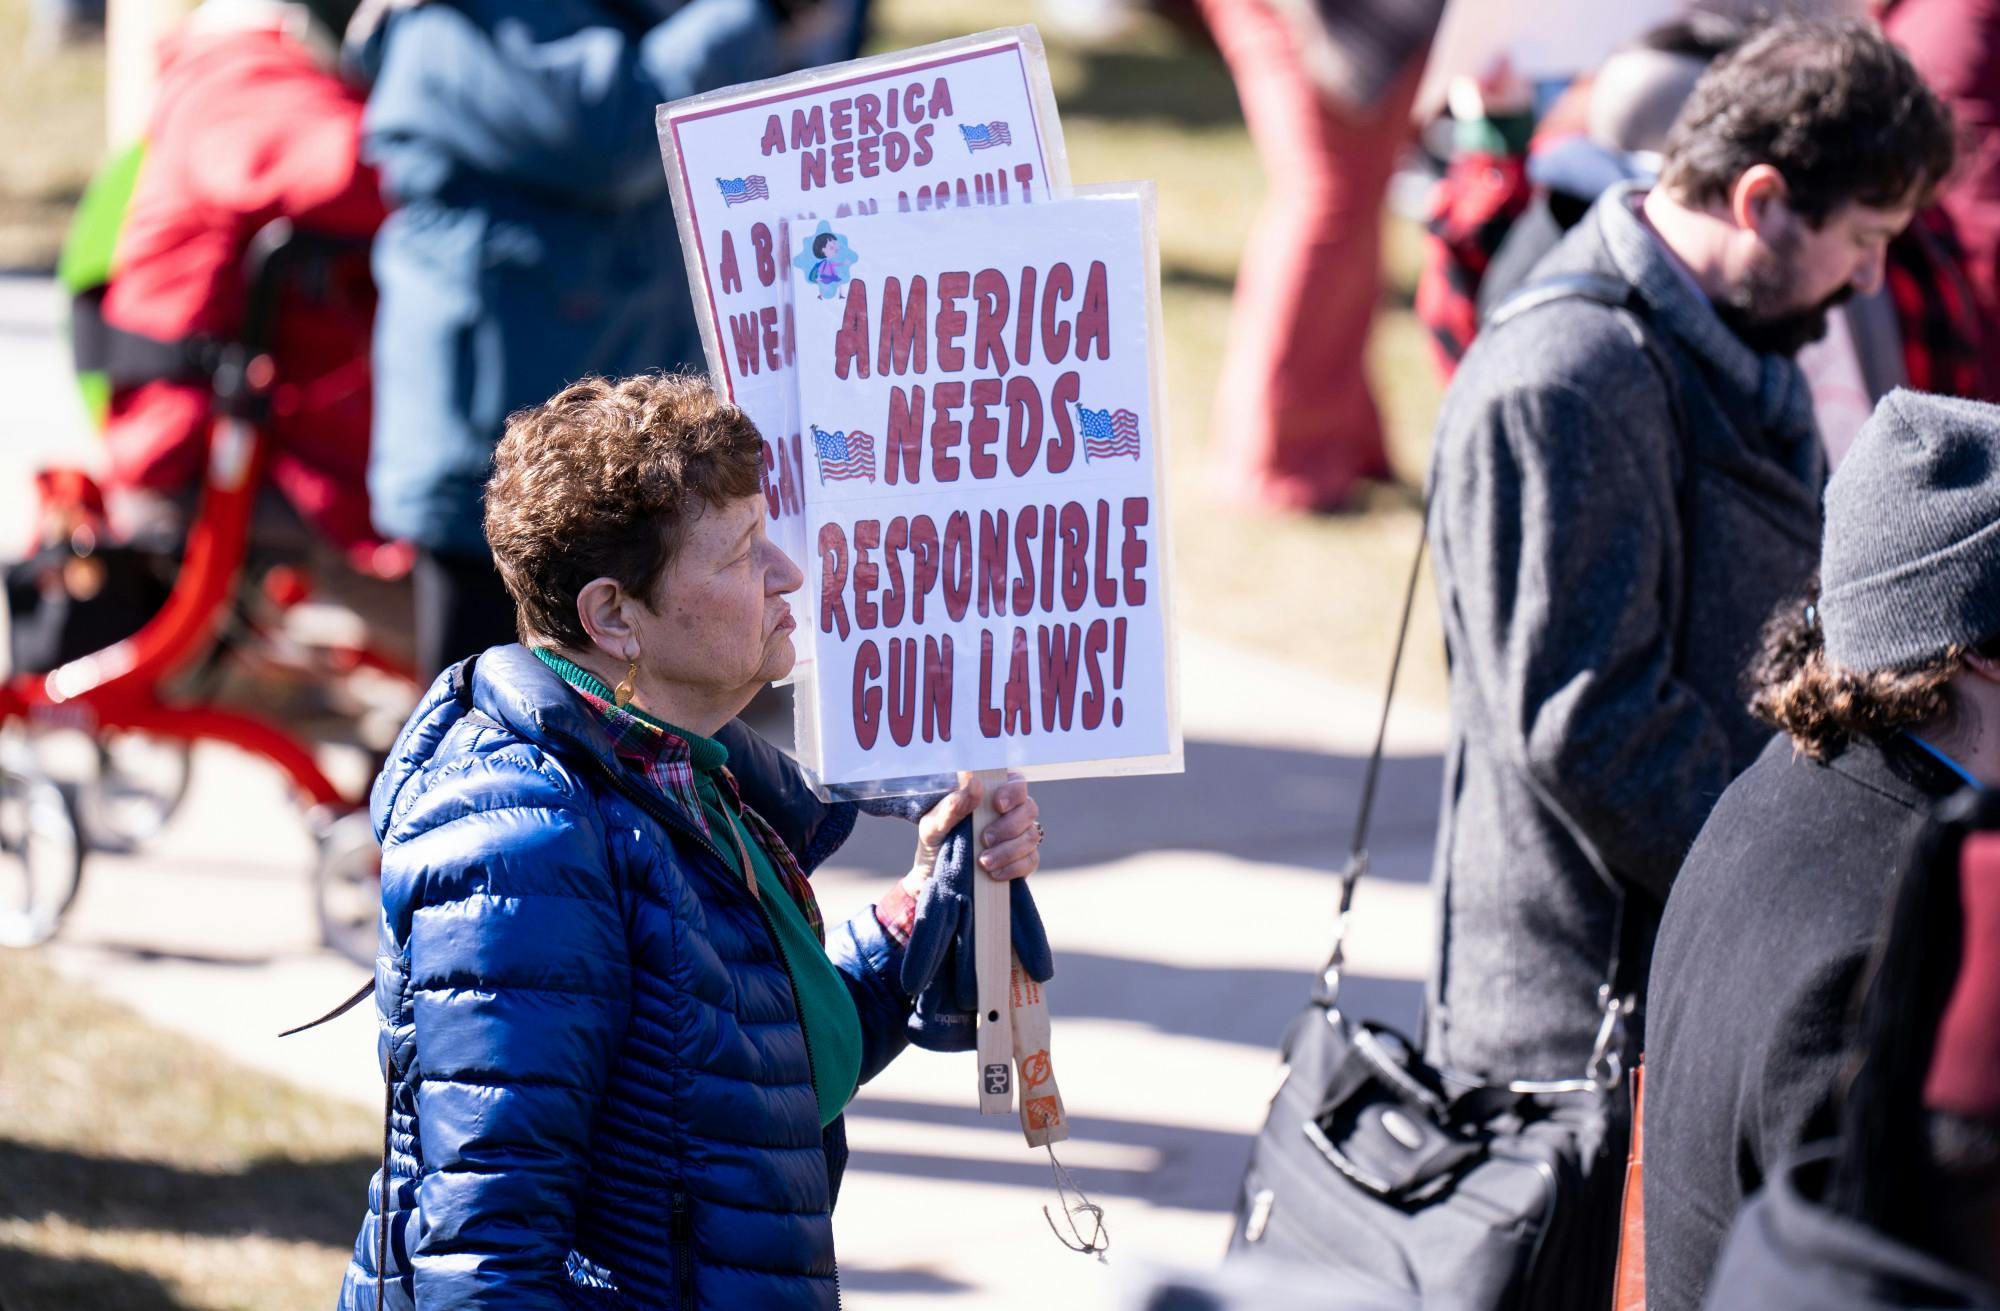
[2,273,1448,1307]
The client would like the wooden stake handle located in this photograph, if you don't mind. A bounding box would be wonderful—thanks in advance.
[969,767,1014,1113]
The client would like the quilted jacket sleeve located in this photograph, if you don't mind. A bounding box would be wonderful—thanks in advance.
[382,737,632,1305]
[826,909,913,1085]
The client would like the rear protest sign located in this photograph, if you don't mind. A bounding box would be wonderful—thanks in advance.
[786,188,1181,794]
[657,29,1069,567]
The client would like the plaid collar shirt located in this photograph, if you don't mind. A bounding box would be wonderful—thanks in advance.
[533,649,827,943]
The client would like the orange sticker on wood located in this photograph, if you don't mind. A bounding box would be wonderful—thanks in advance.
[1024,1095,1063,1130]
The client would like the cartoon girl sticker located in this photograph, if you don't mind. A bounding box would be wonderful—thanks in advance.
[792,221,858,299]
[809,233,842,290]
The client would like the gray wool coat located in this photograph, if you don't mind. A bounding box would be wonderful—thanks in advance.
[1424,186,1825,1081]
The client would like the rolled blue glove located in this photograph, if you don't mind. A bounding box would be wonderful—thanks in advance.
[857,794,1055,1053]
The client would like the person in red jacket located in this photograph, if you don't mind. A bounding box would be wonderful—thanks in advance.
[98,0,385,573]
[1881,0,2000,397]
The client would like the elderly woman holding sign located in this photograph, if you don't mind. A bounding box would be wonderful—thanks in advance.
[336,373,1042,1310]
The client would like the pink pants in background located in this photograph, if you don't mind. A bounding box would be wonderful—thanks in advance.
[1199,0,1420,511]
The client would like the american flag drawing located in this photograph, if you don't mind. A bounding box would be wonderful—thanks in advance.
[959,121,1013,152]
[811,425,876,483]
[716,175,770,207]
[1076,405,1143,462]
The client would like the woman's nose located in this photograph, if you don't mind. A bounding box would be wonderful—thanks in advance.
[769,542,805,595]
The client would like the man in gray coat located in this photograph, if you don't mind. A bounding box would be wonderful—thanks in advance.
[1424,19,1956,1086]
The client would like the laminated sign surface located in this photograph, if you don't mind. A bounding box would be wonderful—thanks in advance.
[658,29,1068,568]
[787,188,1181,796]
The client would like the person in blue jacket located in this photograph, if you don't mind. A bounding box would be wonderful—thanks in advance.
[335,373,1043,1309]
[348,0,807,678]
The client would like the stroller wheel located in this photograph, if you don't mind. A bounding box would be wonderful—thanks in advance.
[0,764,85,948]
[313,811,380,968]
[75,736,193,854]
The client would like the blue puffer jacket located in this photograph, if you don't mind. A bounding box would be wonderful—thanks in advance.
[336,646,911,1309]
[348,0,778,554]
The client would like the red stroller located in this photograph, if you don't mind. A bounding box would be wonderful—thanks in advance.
[0,221,413,964]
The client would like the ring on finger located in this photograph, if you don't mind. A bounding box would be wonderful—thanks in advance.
[1034,820,1045,845]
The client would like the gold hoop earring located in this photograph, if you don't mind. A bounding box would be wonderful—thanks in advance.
[613,658,638,708]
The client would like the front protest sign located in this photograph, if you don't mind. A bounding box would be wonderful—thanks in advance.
[657,29,1069,568]
[787,188,1181,795]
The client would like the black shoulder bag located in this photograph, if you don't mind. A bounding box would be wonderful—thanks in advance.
[1224,274,1683,1308]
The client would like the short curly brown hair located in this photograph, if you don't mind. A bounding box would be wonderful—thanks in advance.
[484,373,764,650]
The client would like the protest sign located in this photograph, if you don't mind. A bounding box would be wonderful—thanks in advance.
[657,29,1069,569]
[785,188,1181,798]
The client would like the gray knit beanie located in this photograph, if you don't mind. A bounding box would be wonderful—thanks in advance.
[1821,389,2000,672]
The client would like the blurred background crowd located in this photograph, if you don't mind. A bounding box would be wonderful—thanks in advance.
[6,0,2000,1307]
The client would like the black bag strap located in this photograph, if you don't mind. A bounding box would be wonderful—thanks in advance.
[276,971,394,1308]
[1484,272,1634,327]
[1319,272,1682,1090]
[275,978,376,1037]
[1313,516,1427,1013]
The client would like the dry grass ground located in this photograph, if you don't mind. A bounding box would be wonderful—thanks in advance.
[0,0,1451,1304]
[0,950,373,1308]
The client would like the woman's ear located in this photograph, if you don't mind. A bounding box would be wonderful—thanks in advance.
[575,577,639,663]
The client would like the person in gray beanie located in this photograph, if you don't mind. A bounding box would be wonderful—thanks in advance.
[1643,387,2000,1311]
[1819,392,2000,673]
